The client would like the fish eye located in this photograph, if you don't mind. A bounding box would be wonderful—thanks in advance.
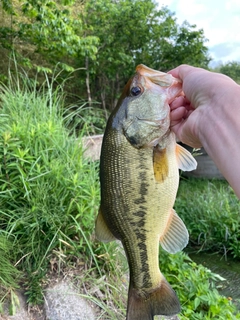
[130,86,142,96]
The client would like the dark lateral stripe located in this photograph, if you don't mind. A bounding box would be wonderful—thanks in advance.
[125,166,154,289]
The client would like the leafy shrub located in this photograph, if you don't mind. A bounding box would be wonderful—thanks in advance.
[92,244,240,319]
[160,250,240,319]
[0,234,20,299]
[0,71,239,320]
[0,75,99,303]
[64,102,107,135]
[175,178,240,258]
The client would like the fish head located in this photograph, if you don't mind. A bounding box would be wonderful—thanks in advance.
[120,64,182,148]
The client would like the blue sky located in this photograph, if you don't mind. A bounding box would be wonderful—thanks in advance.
[157,0,240,67]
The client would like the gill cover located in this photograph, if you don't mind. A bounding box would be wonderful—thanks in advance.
[123,65,182,149]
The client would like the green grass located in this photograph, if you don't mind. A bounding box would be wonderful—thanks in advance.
[0,70,239,319]
[175,178,240,258]
[0,72,100,304]
[161,250,240,320]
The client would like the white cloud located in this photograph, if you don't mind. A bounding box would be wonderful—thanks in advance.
[157,0,240,64]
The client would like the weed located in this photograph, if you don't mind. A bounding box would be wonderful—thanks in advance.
[175,178,240,258]
[160,250,240,319]
[0,234,19,285]
[0,71,99,304]
[0,70,239,320]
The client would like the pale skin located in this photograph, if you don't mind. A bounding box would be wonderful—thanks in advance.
[168,65,240,199]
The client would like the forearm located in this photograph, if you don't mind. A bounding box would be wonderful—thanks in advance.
[199,84,240,198]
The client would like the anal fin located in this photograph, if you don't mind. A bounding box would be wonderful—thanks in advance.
[95,207,116,242]
[160,209,189,254]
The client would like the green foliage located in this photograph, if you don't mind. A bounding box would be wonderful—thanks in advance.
[0,234,20,289]
[0,0,98,69]
[161,250,240,319]
[93,241,240,319]
[1,0,14,14]
[9,290,20,315]
[219,61,240,84]
[0,72,99,304]
[80,0,210,109]
[175,178,240,258]
[0,0,211,111]
[20,0,98,59]
[76,242,128,319]
[64,102,108,135]
[0,234,20,315]
[0,67,238,318]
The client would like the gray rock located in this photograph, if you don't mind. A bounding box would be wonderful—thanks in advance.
[0,281,180,320]
[44,282,96,320]
[1,290,32,320]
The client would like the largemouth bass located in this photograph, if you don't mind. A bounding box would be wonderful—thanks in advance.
[95,64,197,319]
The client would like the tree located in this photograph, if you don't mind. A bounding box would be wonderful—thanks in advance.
[79,0,211,110]
[219,61,240,84]
[0,0,211,112]
[145,19,210,70]
[79,0,157,110]
[0,0,98,72]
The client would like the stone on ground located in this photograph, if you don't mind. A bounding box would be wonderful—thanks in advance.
[44,282,96,320]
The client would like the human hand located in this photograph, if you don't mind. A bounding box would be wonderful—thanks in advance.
[169,65,237,148]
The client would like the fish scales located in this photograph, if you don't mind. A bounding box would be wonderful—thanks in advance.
[96,64,197,319]
[101,127,179,288]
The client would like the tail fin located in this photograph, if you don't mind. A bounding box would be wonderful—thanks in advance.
[126,277,180,320]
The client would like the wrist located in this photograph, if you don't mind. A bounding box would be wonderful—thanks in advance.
[198,82,240,151]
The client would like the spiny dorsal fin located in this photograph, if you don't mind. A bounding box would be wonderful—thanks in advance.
[95,207,116,242]
[160,209,189,254]
[175,144,197,171]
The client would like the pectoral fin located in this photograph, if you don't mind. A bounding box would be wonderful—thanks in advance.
[175,144,197,171]
[95,207,116,242]
[153,147,169,183]
[160,209,189,254]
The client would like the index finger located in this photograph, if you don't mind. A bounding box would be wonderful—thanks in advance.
[168,64,198,80]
